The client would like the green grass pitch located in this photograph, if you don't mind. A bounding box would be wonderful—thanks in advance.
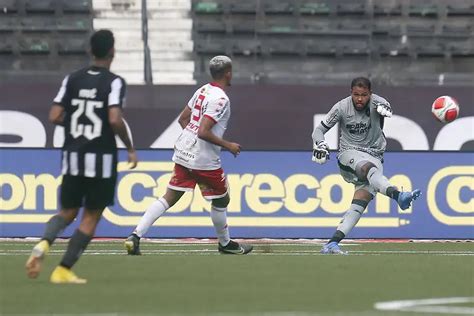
[1,239,473,315]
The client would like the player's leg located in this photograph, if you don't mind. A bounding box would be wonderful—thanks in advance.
[356,161,421,210]
[196,168,253,254]
[49,176,115,284]
[26,175,82,279]
[321,189,372,255]
[210,194,253,254]
[125,163,191,255]
[50,207,103,284]
[339,150,421,210]
[125,188,184,255]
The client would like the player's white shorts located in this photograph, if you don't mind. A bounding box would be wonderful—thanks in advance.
[337,149,385,196]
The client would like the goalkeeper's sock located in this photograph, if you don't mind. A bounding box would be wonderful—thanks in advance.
[134,197,169,238]
[367,167,392,195]
[211,206,230,246]
[386,187,400,201]
[328,230,345,244]
[42,214,69,245]
[335,200,367,236]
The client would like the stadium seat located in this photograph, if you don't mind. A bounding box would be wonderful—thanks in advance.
[409,2,438,17]
[306,40,337,56]
[446,2,474,16]
[300,19,331,34]
[262,38,303,56]
[0,0,18,14]
[340,40,370,56]
[407,23,436,36]
[414,41,445,57]
[195,39,227,55]
[193,1,223,14]
[376,38,409,57]
[373,3,402,16]
[441,23,472,38]
[57,37,88,55]
[25,0,55,13]
[0,35,13,54]
[336,0,366,16]
[447,40,474,57]
[20,18,55,32]
[260,17,297,34]
[57,17,91,32]
[229,16,257,34]
[229,1,257,14]
[372,21,402,36]
[194,19,226,33]
[19,36,50,54]
[299,1,330,15]
[263,0,295,15]
[231,39,261,56]
[335,21,370,35]
[0,16,17,32]
[62,0,91,13]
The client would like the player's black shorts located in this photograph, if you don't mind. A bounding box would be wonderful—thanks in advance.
[60,175,117,209]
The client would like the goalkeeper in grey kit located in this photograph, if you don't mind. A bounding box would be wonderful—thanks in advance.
[312,77,421,254]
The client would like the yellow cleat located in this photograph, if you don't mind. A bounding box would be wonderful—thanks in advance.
[25,240,50,279]
[50,266,87,284]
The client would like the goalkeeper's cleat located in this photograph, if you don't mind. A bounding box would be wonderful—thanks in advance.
[124,233,141,255]
[25,240,50,279]
[218,240,253,255]
[397,189,422,210]
[320,241,348,255]
[50,266,87,284]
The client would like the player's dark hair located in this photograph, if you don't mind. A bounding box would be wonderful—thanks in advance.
[351,77,371,90]
[90,30,114,59]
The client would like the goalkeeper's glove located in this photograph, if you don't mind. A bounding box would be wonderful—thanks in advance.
[312,141,330,164]
[374,100,392,117]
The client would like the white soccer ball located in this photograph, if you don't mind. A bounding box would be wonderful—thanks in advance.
[431,96,460,123]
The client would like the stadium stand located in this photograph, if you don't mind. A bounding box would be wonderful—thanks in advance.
[92,0,145,84]
[0,0,92,81]
[147,0,195,84]
[192,0,474,86]
[0,0,472,86]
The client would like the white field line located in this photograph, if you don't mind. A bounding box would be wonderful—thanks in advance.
[375,297,474,315]
[0,243,336,247]
[1,249,474,256]
[4,238,473,244]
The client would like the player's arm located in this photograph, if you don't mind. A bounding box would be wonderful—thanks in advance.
[50,75,68,125]
[109,106,137,169]
[49,104,65,125]
[373,96,392,118]
[108,77,137,168]
[198,117,241,157]
[311,103,340,164]
[178,106,192,129]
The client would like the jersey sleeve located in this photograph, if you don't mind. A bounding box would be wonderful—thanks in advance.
[372,95,392,111]
[108,77,127,108]
[203,97,229,123]
[321,102,341,130]
[187,89,199,110]
[53,75,69,106]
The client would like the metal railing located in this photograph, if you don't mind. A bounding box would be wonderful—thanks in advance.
[141,0,153,84]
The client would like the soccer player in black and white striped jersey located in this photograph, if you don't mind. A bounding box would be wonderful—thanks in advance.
[26,30,138,283]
